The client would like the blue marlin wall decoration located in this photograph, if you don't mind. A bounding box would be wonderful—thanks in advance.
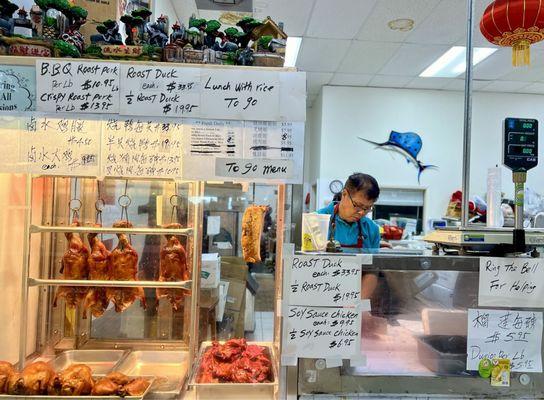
[359,131,437,183]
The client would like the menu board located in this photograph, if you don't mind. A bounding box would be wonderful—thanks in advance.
[283,305,361,359]
[20,114,101,176]
[36,60,120,114]
[478,257,544,307]
[101,117,183,179]
[185,118,242,157]
[467,308,543,372]
[200,69,280,121]
[284,254,366,307]
[119,65,200,118]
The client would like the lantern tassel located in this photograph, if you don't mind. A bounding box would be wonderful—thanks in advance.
[512,40,530,66]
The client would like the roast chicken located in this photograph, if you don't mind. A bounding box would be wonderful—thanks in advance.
[198,339,271,384]
[105,371,131,386]
[83,228,111,318]
[122,377,150,396]
[48,364,93,396]
[7,361,56,395]
[0,361,14,393]
[54,221,90,308]
[91,377,120,396]
[91,372,149,396]
[107,220,147,312]
[156,223,190,310]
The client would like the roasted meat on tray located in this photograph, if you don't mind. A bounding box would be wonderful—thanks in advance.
[7,361,56,395]
[53,220,90,309]
[92,372,150,396]
[48,364,94,396]
[107,220,147,312]
[198,339,272,384]
[83,228,112,318]
[241,205,268,263]
[156,223,190,310]
[0,361,14,394]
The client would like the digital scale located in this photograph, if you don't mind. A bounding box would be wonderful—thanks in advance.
[425,117,543,256]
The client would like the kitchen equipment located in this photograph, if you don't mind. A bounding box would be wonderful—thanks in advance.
[416,335,468,375]
[51,350,128,375]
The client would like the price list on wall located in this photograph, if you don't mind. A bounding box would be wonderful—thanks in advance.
[101,117,183,179]
[243,121,302,160]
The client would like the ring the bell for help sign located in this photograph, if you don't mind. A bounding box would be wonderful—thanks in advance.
[282,253,371,361]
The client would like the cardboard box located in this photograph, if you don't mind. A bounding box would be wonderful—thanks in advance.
[201,253,221,289]
[225,280,246,312]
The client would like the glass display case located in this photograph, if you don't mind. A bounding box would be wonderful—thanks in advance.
[294,254,544,398]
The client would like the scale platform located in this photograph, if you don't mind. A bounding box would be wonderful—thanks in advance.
[424,226,544,255]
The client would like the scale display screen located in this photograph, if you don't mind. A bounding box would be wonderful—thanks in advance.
[503,118,538,171]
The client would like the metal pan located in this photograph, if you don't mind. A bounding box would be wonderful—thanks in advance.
[51,350,129,375]
[189,341,278,399]
[114,351,189,398]
[0,376,154,400]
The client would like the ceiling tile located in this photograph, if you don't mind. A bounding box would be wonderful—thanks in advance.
[296,38,351,73]
[518,82,544,94]
[442,79,492,91]
[307,72,333,94]
[405,77,451,89]
[480,80,531,92]
[472,49,514,80]
[329,73,373,86]
[253,0,316,37]
[368,75,412,88]
[406,0,466,45]
[356,0,441,42]
[338,40,401,74]
[379,43,449,75]
[306,0,377,39]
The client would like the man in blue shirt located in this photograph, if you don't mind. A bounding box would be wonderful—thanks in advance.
[317,173,381,298]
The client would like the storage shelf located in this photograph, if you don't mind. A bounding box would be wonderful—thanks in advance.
[28,278,192,289]
[30,224,193,236]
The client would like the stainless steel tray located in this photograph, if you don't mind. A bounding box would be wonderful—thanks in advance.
[0,376,154,400]
[114,351,189,398]
[52,350,129,375]
[189,341,278,388]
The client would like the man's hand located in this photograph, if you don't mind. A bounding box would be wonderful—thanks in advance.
[380,240,392,249]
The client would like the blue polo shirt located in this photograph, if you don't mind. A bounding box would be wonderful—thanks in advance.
[317,203,380,249]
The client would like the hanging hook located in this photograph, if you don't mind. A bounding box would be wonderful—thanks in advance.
[69,178,81,223]
[169,182,181,224]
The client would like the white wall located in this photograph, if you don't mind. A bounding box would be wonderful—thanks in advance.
[306,86,544,223]
[153,0,179,24]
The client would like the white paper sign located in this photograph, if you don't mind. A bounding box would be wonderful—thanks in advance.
[200,69,280,121]
[21,114,101,176]
[285,255,366,307]
[479,257,544,307]
[243,121,303,160]
[283,305,361,359]
[185,118,242,157]
[207,215,221,236]
[101,117,183,179]
[215,158,293,180]
[0,66,35,112]
[119,65,200,118]
[36,61,120,114]
[467,308,543,372]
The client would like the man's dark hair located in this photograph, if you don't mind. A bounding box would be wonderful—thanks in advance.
[344,173,380,201]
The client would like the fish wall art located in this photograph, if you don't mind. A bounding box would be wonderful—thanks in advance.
[359,131,437,183]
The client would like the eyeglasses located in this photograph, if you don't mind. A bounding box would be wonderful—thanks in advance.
[345,190,374,213]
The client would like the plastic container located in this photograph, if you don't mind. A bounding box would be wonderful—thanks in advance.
[416,335,467,375]
[301,213,330,251]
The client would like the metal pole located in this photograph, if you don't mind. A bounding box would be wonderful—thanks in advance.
[18,174,33,369]
[461,0,475,228]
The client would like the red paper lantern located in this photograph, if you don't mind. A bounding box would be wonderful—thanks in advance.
[480,0,544,66]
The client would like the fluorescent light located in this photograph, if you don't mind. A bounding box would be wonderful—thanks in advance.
[284,37,302,67]
[420,46,497,78]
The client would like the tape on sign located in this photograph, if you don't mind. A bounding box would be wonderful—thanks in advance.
[349,355,367,367]
[325,358,343,368]
[281,355,298,366]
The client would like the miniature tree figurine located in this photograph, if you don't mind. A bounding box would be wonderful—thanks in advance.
[121,7,151,45]
[91,19,123,44]
[146,14,168,47]
[224,26,242,44]
[188,16,206,31]
[256,34,272,51]
[59,5,86,53]
[35,0,72,40]
[204,19,220,48]
[236,16,261,48]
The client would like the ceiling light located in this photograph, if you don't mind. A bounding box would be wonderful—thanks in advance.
[388,18,414,32]
[284,37,302,67]
[420,46,497,78]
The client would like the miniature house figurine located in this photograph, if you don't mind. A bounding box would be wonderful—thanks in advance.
[30,5,43,37]
[250,16,287,41]
[13,8,33,38]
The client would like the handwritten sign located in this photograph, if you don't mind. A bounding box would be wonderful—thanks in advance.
[479,257,544,307]
[119,65,200,117]
[285,254,366,307]
[36,60,120,114]
[215,158,293,180]
[101,117,183,179]
[0,66,35,111]
[200,69,280,121]
[185,118,242,157]
[467,308,543,372]
[20,115,101,176]
[283,305,361,359]
[243,121,303,160]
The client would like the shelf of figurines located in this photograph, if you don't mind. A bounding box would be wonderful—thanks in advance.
[0,1,289,69]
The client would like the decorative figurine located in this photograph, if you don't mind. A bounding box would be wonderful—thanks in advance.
[236,16,262,48]
[146,14,168,48]
[13,8,33,38]
[120,7,151,45]
[90,19,123,45]
[30,5,43,37]
[213,32,238,52]
[204,19,220,48]
[163,21,184,62]
[0,0,17,36]
[59,5,87,55]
